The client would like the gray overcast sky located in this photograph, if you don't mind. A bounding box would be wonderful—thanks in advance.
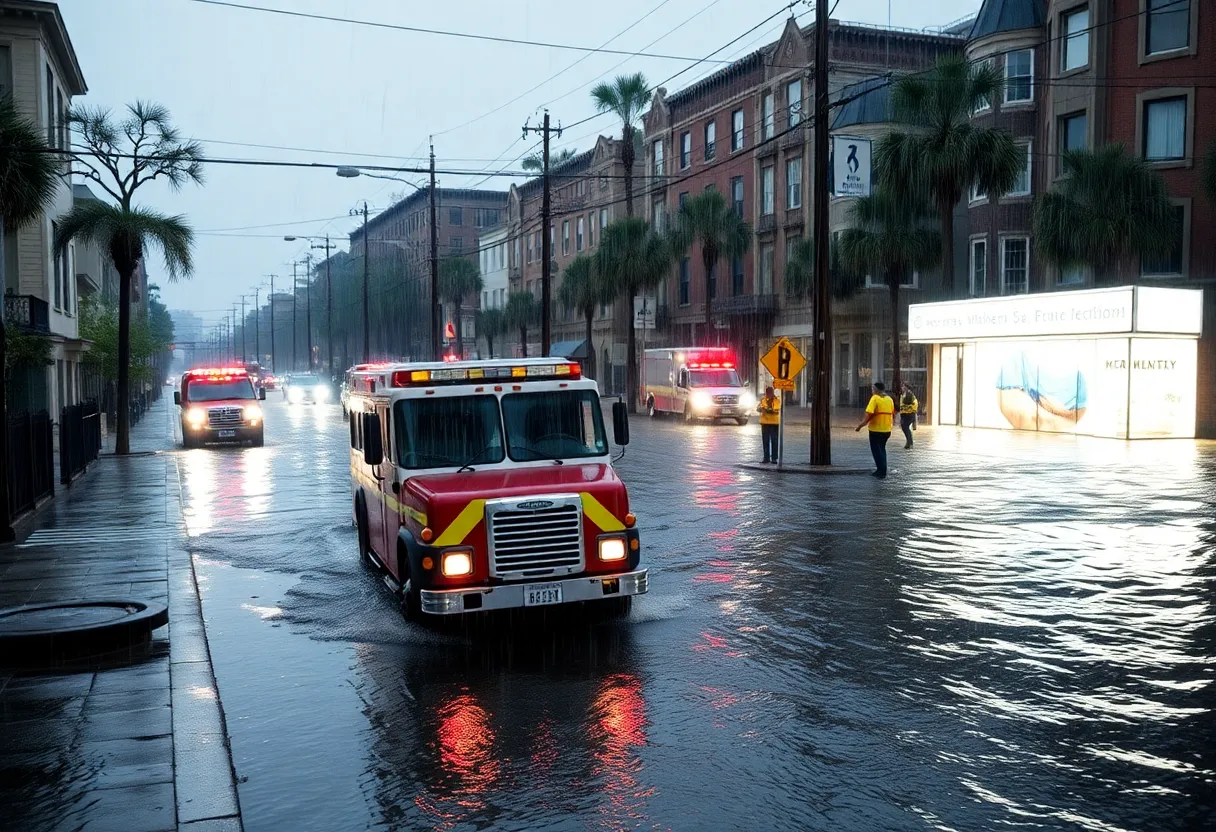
[56,0,978,326]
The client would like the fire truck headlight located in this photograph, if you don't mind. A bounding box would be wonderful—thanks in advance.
[690,391,713,412]
[243,404,263,423]
[288,387,305,403]
[598,536,627,562]
[441,549,473,577]
[186,407,207,428]
[739,391,757,409]
[314,386,330,400]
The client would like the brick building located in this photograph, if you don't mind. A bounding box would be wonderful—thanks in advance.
[506,135,642,391]
[640,17,962,397]
[962,0,1214,436]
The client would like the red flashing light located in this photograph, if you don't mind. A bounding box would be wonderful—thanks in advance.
[442,353,458,363]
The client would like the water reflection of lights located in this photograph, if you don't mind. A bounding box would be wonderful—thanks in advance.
[589,674,650,829]
[287,402,331,430]
[242,446,272,517]
[182,447,217,536]
[691,469,739,512]
[240,602,283,620]
[435,692,499,799]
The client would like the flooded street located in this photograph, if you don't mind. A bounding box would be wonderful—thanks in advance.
[175,399,1216,831]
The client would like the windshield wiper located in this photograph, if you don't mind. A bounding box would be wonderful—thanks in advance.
[456,444,500,473]
[509,445,564,465]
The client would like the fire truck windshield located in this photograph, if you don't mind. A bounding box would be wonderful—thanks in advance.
[186,377,256,402]
[392,389,608,470]
[689,368,742,387]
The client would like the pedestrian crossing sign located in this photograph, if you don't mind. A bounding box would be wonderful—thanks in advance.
[761,337,806,386]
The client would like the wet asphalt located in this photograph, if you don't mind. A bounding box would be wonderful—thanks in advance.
[174,397,1216,831]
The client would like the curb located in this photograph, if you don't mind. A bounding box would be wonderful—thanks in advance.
[736,462,874,476]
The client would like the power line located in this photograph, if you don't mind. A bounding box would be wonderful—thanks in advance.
[184,0,741,63]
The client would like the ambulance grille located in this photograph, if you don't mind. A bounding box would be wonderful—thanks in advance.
[207,407,243,427]
[713,394,739,405]
[487,498,584,579]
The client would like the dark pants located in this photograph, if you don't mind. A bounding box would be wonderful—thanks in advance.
[900,414,915,447]
[761,423,778,462]
[868,430,890,477]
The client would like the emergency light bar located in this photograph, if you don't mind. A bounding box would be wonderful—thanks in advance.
[391,363,581,387]
[188,367,249,378]
[685,348,736,370]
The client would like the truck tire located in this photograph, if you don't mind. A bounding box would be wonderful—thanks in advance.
[398,542,434,625]
[683,404,695,424]
[252,428,265,447]
[182,430,197,449]
[735,417,749,426]
[647,397,658,418]
[355,498,372,565]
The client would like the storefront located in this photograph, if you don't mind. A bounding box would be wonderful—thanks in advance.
[909,286,1204,439]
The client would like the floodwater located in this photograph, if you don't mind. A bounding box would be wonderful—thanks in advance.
[175,396,1216,831]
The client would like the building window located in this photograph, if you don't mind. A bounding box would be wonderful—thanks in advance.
[758,244,774,294]
[679,131,691,169]
[1010,143,1031,196]
[45,66,54,146]
[787,79,802,127]
[679,191,689,208]
[1143,96,1186,161]
[1001,238,1029,294]
[576,217,584,252]
[970,238,986,297]
[56,89,67,151]
[678,257,690,306]
[1058,111,1088,169]
[562,220,570,255]
[704,120,716,161]
[600,208,608,230]
[588,213,595,247]
[1058,264,1086,286]
[973,58,994,113]
[731,256,744,295]
[761,166,774,215]
[731,109,744,151]
[970,180,987,203]
[730,176,744,218]
[653,140,664,177]
[1004,50,1033,103]
[449,207,463,226]
[762,92,774,140]
[51,222,61,309]
[1146,0,1189,55]
[786,157,802,209]
[450,236,463,253]
[1060,7,1089,72]
[475,208,500,228]
[1141,204,1186,276]
[652,199,665,234]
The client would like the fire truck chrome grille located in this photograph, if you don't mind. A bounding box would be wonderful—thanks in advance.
[713,395,738,405]
[487,498,583,579]
[207,407,243,427]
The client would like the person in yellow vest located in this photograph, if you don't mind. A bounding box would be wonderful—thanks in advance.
[899,382,919,449]
[757,385,781,463]
[855,381,895,478]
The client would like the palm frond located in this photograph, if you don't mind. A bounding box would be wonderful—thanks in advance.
[504,290,538,329]
[54,201,194,279]
[0,95,59,228]
[591,73,650,131]
[838,188,940,285]
[595,216,672,298]
[521,148,577,173]
[438,255,483,302]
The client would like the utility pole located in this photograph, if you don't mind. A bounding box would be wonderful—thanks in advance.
[352,201,371,363]
[253,287,261,365]
[291,260,299,372]
[267,275,277,373]
[523,112,562,357]
[231,306,237,363]
[429,139,440,362]
[239,296,247,364]
[310,236,335,376]
[810,0,832,466]
[300,256,314,371]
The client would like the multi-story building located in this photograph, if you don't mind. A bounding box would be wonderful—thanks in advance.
[505,135,642,391]
[1,0,87,415]
[71,185,119,303]
[350,187,507,359]
[640,17,962,396]
[962,0,1214,436]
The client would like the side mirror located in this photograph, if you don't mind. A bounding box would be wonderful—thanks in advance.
[259,387,267,400]
[173,391,181,406]
[612,400,630,446]
[362,412,384,466]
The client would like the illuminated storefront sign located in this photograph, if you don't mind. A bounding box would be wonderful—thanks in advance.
[910,287,1203,439]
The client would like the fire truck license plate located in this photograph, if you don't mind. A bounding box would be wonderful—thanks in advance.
[218,430,236,438]
[524,583,563,606]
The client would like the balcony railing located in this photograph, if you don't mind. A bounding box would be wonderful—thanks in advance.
[711,293,780,317]
[4,293,50,334]
[757,214,777,235]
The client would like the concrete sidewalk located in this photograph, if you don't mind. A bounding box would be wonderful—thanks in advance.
[0,396,242,832]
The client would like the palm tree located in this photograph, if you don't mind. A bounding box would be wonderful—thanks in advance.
[476,307,505,358]
[784,236,860,304]
[838,188,940,395]
[591,73,650,217]
[878,54,1023,291]
[54,102,202,455]
[1202,139,1216,205]
[521,148,576,173]
[504,291,538,357]
[670,190,751,341]
[1033,145,1177,280]
[0,95,59,540]
[558,254,611,380]
[595,217,672,411]
[438,256,483,358]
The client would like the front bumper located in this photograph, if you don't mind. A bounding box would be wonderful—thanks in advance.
[419,569,648,616]
[184,424,261,443]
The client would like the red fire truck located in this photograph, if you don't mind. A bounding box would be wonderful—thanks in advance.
[346,358,645,620]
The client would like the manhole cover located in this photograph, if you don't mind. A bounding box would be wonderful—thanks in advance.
[0,600,168,664]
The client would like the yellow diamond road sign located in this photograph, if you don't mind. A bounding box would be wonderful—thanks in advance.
[761,337,807,385]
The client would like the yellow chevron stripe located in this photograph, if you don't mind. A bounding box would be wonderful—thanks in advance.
[403,505,428,526]
[434,499,486,546]
[580,492,625,532]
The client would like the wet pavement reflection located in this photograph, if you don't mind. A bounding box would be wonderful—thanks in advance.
[177,400,1216,831]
